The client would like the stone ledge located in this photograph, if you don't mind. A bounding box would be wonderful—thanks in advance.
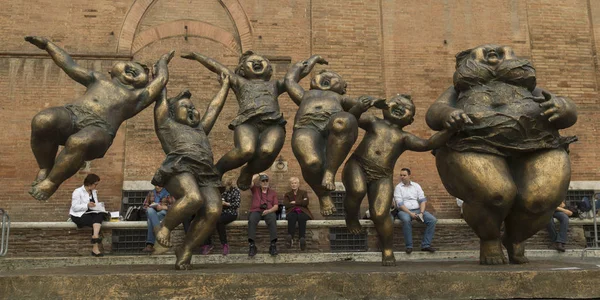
[8,218,599,229]
[1,249,600,272]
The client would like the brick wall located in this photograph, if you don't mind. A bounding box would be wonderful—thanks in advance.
[1,0,599,221]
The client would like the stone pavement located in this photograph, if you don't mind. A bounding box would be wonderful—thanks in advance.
[1,251,600,299]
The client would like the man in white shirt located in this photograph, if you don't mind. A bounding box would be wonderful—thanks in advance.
[393,168,437,254]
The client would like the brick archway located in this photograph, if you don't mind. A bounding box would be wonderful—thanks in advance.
[131,20,240,54]
[117,0,253,54]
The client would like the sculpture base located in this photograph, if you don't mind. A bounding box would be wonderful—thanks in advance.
[1,255,600,299]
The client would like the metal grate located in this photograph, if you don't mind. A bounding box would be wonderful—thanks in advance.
[122,190,149,221]
[328,191,346,219]
[565,190,595,209]
[583,225,600,247]
[329,227,368,252]
[111,229,147,254]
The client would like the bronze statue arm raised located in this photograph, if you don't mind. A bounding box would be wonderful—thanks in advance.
[404,129,454,152]
[201,74,230,135]
[532,87,577,129]
[181,52,242,87]
[425,87,472,131]
[285,55,329,105]
[347,96,382,130]
[154,87,169,129]
[135,51,174,113]
[25,36,96,86]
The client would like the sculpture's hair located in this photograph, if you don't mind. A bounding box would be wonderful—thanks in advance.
[235,50,273,79]
[167,89,193,119]
[455,48,473,69]
[83,173,101,186]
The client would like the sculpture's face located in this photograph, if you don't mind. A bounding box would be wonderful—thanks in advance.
[310,71,347,95]
[173,98,200,127]
[241,54,272,80]
[383,96,415,126]
[470,45,516,66]
[111,62,149,88]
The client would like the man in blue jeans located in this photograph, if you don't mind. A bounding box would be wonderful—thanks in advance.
[393,168,437,254]
[546,201,572,252]
[142,185,174,252]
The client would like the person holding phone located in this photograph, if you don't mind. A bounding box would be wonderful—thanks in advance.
[142,185,174,252]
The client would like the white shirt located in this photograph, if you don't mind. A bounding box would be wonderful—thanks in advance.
[69,185,98,217]
[393,181,426,210]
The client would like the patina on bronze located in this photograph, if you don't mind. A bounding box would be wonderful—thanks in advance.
[181,51,301,190]
[151,74,230,270]
[26,36,173,201]
[285,56,386,215]
[342,95,456,266]
[426,44,577,264]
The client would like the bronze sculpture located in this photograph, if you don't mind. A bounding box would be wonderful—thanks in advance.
[426,45,577,264]
[151,74,230,270]
[25,36,174,201]
[285,56,386,215]
[342,95,456,266]
[181,51,303,190]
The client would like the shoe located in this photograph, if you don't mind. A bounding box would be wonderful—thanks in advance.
[285,234,293,249]
[421,247,436,253]
[248,243,257,257]
[91,251,104,257]
[222,244,230,256]
[200,245,214,255]
[299,237,306,251]
[269,243,278,256]
[405,248,413,254]
[555,242,566,252]
[142,245,154,253]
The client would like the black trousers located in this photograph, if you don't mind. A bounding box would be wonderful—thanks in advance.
[287,211,310,238]
[201,214,238,245]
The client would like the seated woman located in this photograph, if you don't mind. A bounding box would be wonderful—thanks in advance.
[69,173,107,257]
[142,185,174,253]
[283,177,313,250]
[199,174,241,256]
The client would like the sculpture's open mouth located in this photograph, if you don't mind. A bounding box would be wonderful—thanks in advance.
[252,62,263,72]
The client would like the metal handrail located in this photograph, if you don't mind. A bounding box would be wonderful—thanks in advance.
[0,208,9,256]
[581,193,599,259]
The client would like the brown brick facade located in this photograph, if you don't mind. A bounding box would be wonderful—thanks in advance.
[1,0,599,221]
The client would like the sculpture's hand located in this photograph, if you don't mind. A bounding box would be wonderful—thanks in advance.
[218,73,230,86]
[356,95,377,112]
[534,90,571,123]
[160,50,175,64]
[25,36,49,50]
[310,55,329,65]
[371,97,388,109]
[443,109,472,130]
[180,52,198,60]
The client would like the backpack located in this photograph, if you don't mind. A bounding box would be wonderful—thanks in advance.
[124,206,145,221]
[577,197,592,212]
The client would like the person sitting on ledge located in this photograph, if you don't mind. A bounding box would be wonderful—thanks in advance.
[199,174,241,256]
[142,185,174,253]
[546,201,572,252]
[69,173,107,257]
[248,173,279,257]
[283,177,313,251]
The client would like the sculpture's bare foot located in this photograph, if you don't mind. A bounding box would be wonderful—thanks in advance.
[155,226,173,248]
[345,216,363,234]
[29,179,58,201]
[174,246,193,270]
[479,239,507,265]
[321,171,336,191]
[319,195,337,216]
[236,169,253,191]
[151,242,170,255]
[503,239,529,264]
[32,169,50,186]
[382,249,396,266]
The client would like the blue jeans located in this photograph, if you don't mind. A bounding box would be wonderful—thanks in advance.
[146,208,167,244]
[547,211,569,244]
[397,209,437,249]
